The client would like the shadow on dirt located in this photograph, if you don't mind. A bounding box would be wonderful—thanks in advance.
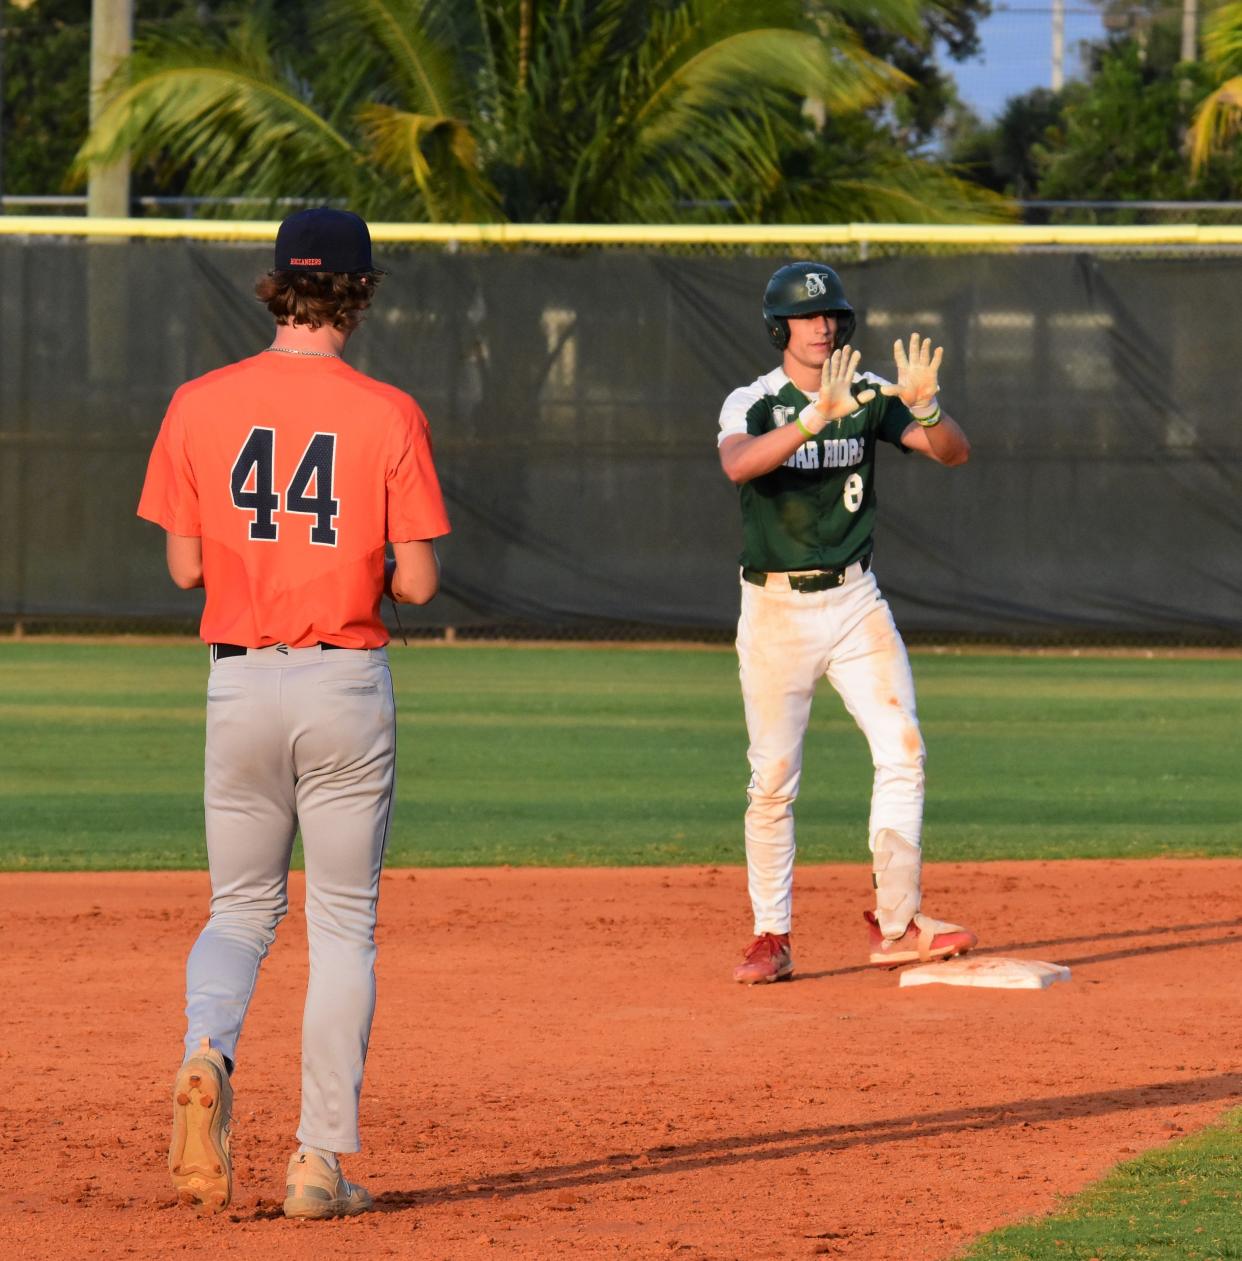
[364,1071,1242,1214]
[795,916,1242,981]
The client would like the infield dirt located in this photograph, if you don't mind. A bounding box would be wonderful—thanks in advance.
[2,860,1239,1260]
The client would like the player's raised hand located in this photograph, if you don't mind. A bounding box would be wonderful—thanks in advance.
[879,333,943,410]
[801,346,877,435]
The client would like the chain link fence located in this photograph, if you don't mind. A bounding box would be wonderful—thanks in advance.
[2,224,1241,646]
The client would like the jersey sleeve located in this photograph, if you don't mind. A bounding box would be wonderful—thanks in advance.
[136,393,201,535]
[386,399,452,543]
[717,381,766,446]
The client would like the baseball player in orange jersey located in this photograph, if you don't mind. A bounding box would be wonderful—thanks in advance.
[138,208,450,1216]
[719,262,978,984]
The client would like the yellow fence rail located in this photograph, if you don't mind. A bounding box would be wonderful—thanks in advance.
[3,217,1242,246]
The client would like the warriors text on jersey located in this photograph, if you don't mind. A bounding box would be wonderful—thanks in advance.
[717,367,913,571]
[138,353,451,648]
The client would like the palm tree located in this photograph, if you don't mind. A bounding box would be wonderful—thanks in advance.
[1189,1,1242,173]
[75,0,1008,223]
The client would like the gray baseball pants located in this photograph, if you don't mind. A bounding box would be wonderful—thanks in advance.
[183,643,396,1153]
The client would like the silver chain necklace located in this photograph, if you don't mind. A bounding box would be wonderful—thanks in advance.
[264,345,340,359]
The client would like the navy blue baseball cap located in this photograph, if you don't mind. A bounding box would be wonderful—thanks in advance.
[274,207,375,273]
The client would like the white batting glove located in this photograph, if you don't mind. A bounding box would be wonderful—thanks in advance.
[798,346,877,436]
[878,332,943,417]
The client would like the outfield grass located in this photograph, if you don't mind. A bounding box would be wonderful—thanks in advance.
[0,642,1239,870]
[956,1106,1242,1260]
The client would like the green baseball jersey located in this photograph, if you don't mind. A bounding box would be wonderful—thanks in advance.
[717,366,914,572]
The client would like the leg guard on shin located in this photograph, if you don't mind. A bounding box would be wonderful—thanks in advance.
[872,828,921,939]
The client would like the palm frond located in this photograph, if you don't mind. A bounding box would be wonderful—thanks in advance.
[322,0,462,117]
[632,27,904,141]
[471,0,503,120]
[465,0,635,218]
[627,0,905,132]
[472,0,626,155]
[72,0,1005,225]
[564,0,908,221]
[1188,3,1242,171]
[1189,77,1242,173]
[358,103,501,220]
[802,0,926,44]
[773,156,1016,224]
[584,104,788,223]
[1202,1,1242,75]
[72,20,364,206]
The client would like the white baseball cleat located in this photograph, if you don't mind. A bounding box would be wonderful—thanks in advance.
[169,1038,233,1212]
[283,1151,373,1219]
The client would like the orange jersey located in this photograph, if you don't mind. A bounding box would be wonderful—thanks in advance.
[138,352,450,648]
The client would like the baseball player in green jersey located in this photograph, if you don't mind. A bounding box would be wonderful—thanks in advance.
[718,262,978,984]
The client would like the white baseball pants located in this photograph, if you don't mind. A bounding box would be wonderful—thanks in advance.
[184,644,396,1153]
[736,564,925,935]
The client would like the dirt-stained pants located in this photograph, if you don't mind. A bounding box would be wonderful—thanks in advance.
[736,564,925,935]
[184,643,395,1153]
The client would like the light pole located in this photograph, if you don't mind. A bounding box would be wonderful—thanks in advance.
[1,5,7,207]
[88,0,134,217]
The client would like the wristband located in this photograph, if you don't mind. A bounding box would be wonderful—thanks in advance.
[913,403,942,428]
[797,401,827,437]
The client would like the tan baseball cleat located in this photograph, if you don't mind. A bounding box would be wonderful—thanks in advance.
[283,1151,373,1219]
[168,1038,233,1212]
[733,931,794,984]
[865,910,977,967]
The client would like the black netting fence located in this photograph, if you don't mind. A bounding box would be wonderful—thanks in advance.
[2,236,1241,644]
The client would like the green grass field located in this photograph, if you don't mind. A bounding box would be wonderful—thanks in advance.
[954,1107,1242,1260]
[0,642,1239,870]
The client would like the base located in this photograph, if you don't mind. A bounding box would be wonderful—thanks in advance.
[898,956,1071,991]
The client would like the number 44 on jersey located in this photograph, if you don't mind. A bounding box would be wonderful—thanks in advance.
[231,427,340,547]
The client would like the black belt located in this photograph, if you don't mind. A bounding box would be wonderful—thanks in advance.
[742,552,872,593]
[211,642,345,660]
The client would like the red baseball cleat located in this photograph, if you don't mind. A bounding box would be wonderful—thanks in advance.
[865,910,976,967]
[733,932,793,984]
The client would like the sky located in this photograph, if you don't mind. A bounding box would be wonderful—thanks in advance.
[943,1,1108,119]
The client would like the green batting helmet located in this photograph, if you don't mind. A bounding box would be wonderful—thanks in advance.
[763,263,856,351]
